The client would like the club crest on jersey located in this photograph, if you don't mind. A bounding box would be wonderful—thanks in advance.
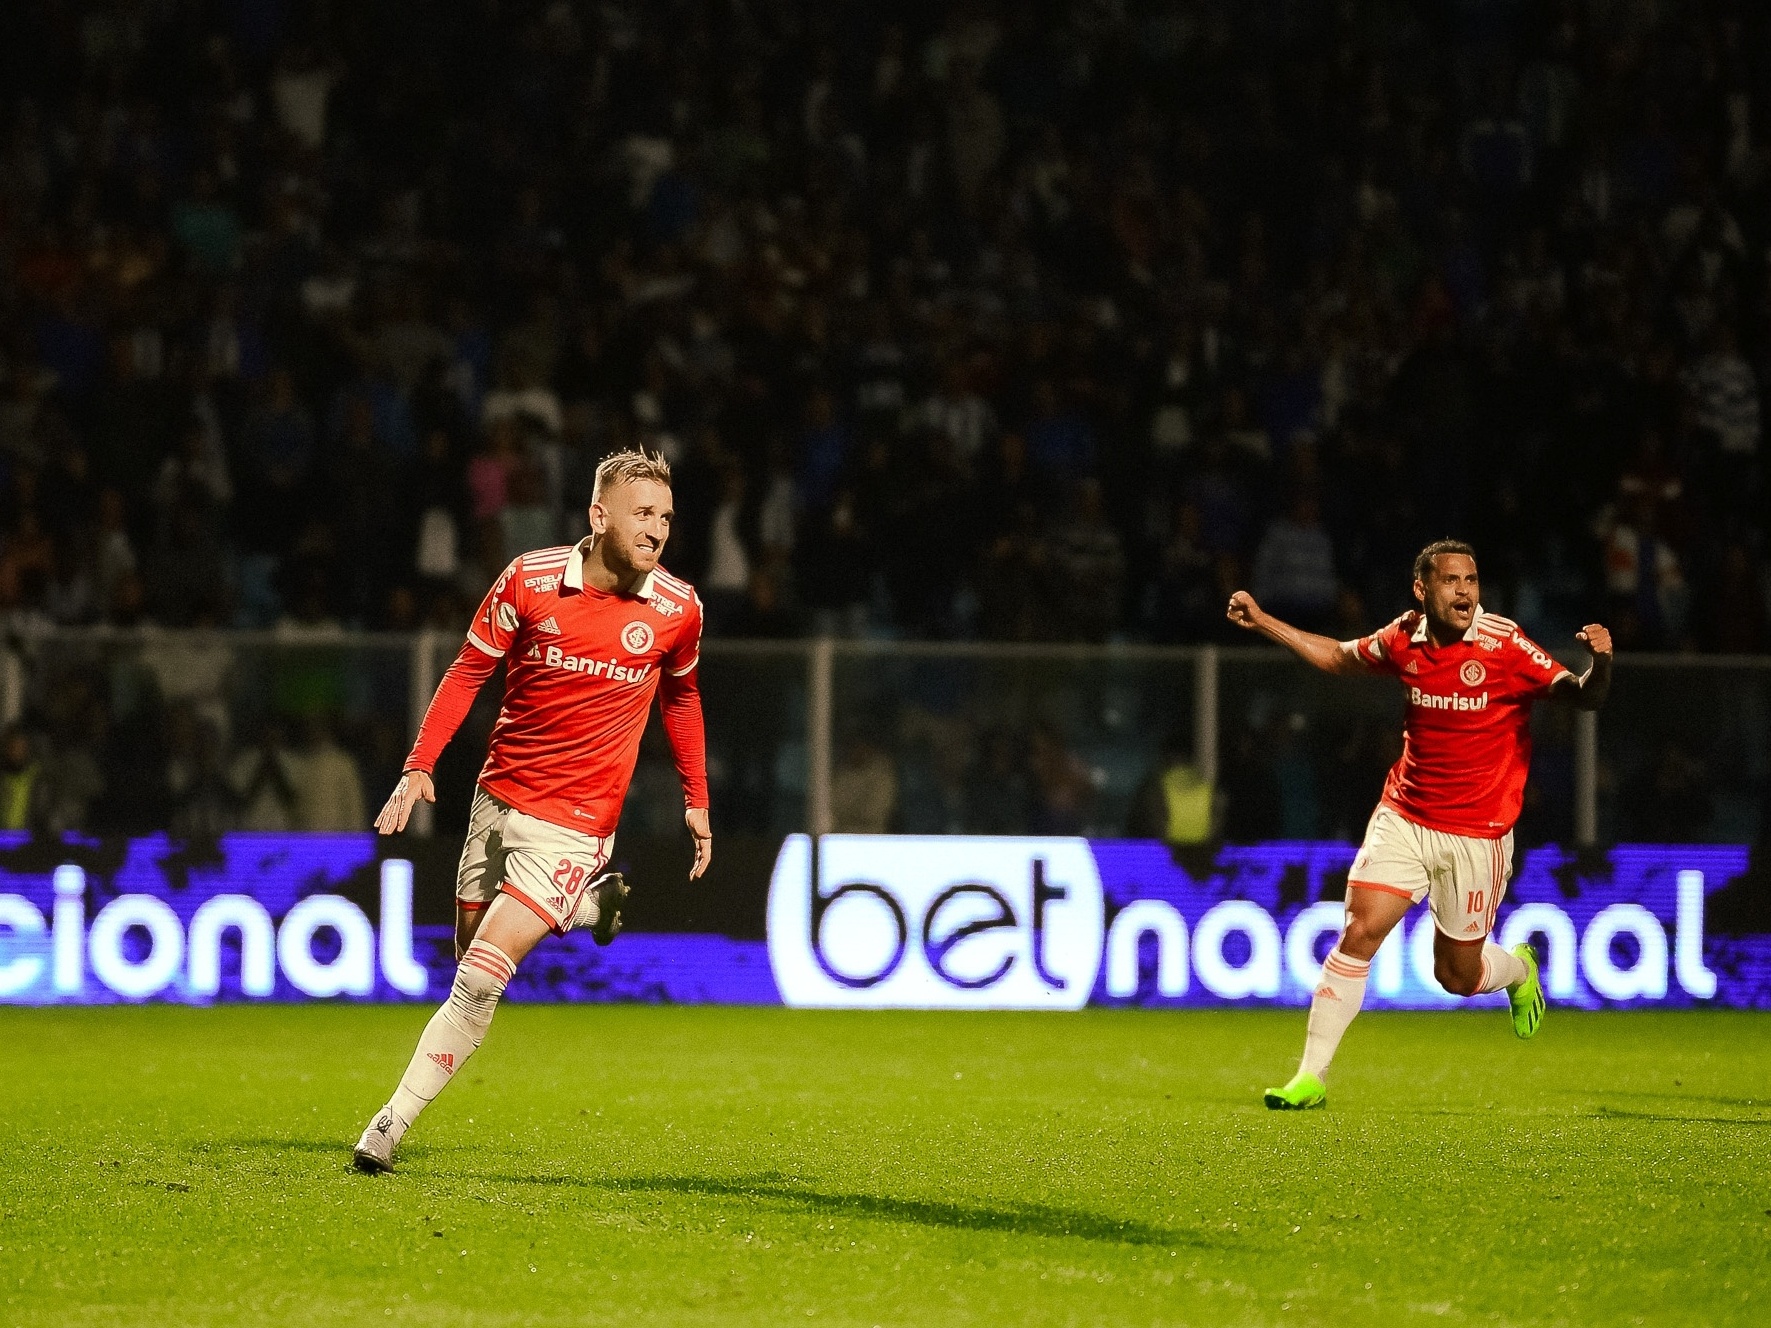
[1460,660,1487,687]
[621,621,654,653]
[496,600,519,632]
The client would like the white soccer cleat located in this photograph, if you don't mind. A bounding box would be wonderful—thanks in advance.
[352,1107,402,1174]
[569,871,629,947]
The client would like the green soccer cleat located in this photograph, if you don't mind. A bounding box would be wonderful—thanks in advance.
[1263,1071,1326,1111]
[1508,942,1545,1039]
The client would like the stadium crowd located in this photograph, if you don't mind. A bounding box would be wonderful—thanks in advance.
[5,0,1771,648]
[0,1,1766,840]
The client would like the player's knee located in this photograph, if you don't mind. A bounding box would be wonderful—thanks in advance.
[1434,956,1482,997]
[1338,916,1383,959]
[444,941,515,1038]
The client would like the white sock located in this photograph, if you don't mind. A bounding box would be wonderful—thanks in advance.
[1299,947,1370,1080]
[1476,943,1527,994]
[385,940,515,1132]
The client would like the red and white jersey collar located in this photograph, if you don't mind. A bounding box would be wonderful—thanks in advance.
[1410,604,1486,645]
[562,537,657,599]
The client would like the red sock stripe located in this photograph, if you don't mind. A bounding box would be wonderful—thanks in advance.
[460,954,512,985]
[465,943,514,976]
[462,944,515,980]
[1323,955,1369,980]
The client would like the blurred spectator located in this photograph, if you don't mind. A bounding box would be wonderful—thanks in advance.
[831,734,898,833]
[1600,497,1688,650]
[0,725,42,830]
[702,465,754,635]
[1028,724,1095,835]
[1150,502,1219,643]
[231,721,300,831]
[1044,480,1126,642]
[1251,493,1339,632]
[1127,731,1214,845]
[498,459,555,562]
[166,706,236,837]
[290,715,365,831]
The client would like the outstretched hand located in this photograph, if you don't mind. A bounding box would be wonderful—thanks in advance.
[1576,623,1613,657]
[1226,590,1264,631]
[685,806,713,880]
[374,770,435,835]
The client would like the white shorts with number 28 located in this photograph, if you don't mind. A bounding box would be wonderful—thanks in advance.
[456,788,613,935]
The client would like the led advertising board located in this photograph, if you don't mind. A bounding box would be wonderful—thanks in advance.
[767,836,1767,1010]
[0,833,1763,1008]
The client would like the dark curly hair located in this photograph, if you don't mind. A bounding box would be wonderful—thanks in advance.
[1413,539,1477,585]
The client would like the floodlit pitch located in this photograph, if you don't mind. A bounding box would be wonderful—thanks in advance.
[5,1006,1766,1327]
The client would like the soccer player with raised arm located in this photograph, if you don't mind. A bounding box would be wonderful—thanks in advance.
[352,449,711,1172]
[1226,540,1612,1110]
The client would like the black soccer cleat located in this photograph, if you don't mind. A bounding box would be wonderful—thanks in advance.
[586,871,629,947]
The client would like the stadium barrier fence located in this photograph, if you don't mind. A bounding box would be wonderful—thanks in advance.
[3,625,1767,847]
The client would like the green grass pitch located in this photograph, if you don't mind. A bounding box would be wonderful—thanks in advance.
[4,1006,1767,1327]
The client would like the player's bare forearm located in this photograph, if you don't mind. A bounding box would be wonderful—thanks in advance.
[1555,623,1613,710]
[1225,591,1363,675]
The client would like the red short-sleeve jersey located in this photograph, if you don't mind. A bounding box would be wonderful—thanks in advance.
[1350,608,1573,838]
[448,541,706,834]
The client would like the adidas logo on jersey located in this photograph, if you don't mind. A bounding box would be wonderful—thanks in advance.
[1404,660,1419,674]
[428,1052,456,1073]
[537,616,562,634]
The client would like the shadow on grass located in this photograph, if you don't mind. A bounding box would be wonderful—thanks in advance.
[192,1137,345,1157]
[1590,1107,1770,1127]
[1606,1090,1765,1110]
[476,1170,1201,1249]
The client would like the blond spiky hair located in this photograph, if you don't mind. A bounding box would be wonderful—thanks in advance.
[592,448,673,501]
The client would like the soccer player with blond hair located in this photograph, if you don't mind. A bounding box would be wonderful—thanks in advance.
[353,449,711,1171]
[1226,539,1612,1109]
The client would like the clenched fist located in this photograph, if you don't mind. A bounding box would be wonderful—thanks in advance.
[1226,590,1264,631]
[1575,623,1613,657]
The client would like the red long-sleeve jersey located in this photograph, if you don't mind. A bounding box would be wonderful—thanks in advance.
[404,541,709,835]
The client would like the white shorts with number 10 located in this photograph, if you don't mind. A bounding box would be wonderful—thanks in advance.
[1347,804,1512,941]
[456,788,613,935]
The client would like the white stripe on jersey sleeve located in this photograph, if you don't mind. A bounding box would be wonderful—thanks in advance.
[466,629,505,658]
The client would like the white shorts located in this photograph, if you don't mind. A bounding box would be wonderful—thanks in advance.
[1347,804,1512,941]
[456,788,613,935]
